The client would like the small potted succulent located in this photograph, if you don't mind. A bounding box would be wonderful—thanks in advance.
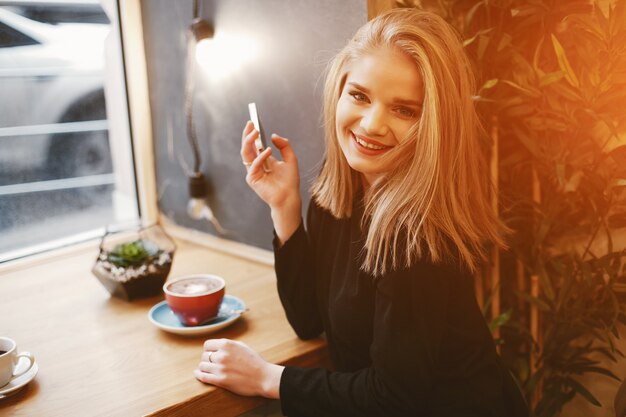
[91,224,176,300]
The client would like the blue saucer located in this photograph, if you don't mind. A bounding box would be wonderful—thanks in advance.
[148,295,246,336]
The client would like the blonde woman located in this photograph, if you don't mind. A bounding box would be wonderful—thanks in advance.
[195,8,528,416]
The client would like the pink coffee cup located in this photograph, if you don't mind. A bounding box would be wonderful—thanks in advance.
[163,274,225,326]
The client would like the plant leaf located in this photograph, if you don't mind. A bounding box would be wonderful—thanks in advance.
[489,309,512,332]
[564,377,602,406]
[551,34,580,88]
[465,1,485,28]
[539,71,565,87]
[480,78,499,91]
[463,27,493,47]
[569,365,620,380]
[608,179,626,189]
[516,291,551,311]
[502,80,541,97]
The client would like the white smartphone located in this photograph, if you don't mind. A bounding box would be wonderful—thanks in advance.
[248,102,270,172]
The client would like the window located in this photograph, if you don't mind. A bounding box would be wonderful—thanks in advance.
[0,1,139,262]
[0,21,37,47]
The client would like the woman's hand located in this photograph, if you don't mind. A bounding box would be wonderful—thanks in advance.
[240,121,302,244]
[194,338,284,399]
[240,121,300,209]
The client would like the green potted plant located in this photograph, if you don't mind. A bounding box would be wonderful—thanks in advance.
[107,239,160,268]
[92,224,176,300]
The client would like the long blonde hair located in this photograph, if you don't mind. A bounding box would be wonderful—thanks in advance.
[311,8,505,276]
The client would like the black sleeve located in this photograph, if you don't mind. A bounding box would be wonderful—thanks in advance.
[278,262,453,417]
[273,202,324,340]
[278,262,519,417]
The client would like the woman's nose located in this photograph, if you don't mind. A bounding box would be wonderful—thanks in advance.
[359,105,389,137]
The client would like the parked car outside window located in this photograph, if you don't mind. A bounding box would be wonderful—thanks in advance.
[0,6,111,177]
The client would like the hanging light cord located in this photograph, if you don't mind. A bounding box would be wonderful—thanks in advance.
[183,1,227,235]
[192,0,199,19]
[185,0,202,173]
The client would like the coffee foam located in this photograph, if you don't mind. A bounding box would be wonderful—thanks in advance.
[167,278,220,295]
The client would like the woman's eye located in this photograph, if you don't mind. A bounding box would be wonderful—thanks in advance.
[348,91,368,102]
[396,107,417,118]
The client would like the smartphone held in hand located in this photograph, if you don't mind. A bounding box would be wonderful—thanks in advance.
[248,102,271,172]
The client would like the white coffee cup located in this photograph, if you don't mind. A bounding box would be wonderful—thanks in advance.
[0,337,35,388]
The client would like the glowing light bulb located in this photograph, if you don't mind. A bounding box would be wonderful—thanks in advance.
[195,32,259,79]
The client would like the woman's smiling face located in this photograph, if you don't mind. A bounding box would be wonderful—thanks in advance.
[335,47,424,185]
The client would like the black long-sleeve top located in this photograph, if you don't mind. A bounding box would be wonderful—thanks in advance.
[274,196,528,417]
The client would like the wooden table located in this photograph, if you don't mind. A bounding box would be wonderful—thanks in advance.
[0,238,328,416]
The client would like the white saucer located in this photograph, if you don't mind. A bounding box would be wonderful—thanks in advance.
[0,357,38,398]
[148,294,246,336]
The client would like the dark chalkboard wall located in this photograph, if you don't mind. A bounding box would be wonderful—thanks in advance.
[141,0,366,250]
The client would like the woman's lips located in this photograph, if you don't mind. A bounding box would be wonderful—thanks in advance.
[351,132,392,156]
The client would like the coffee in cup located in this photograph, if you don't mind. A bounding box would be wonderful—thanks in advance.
[164,274,226,326]
[0,337,35,387]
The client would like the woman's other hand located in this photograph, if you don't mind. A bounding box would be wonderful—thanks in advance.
[194,338,284,399]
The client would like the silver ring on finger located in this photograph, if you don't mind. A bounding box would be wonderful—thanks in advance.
[208,351,214,363]
[242,160,252,167]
